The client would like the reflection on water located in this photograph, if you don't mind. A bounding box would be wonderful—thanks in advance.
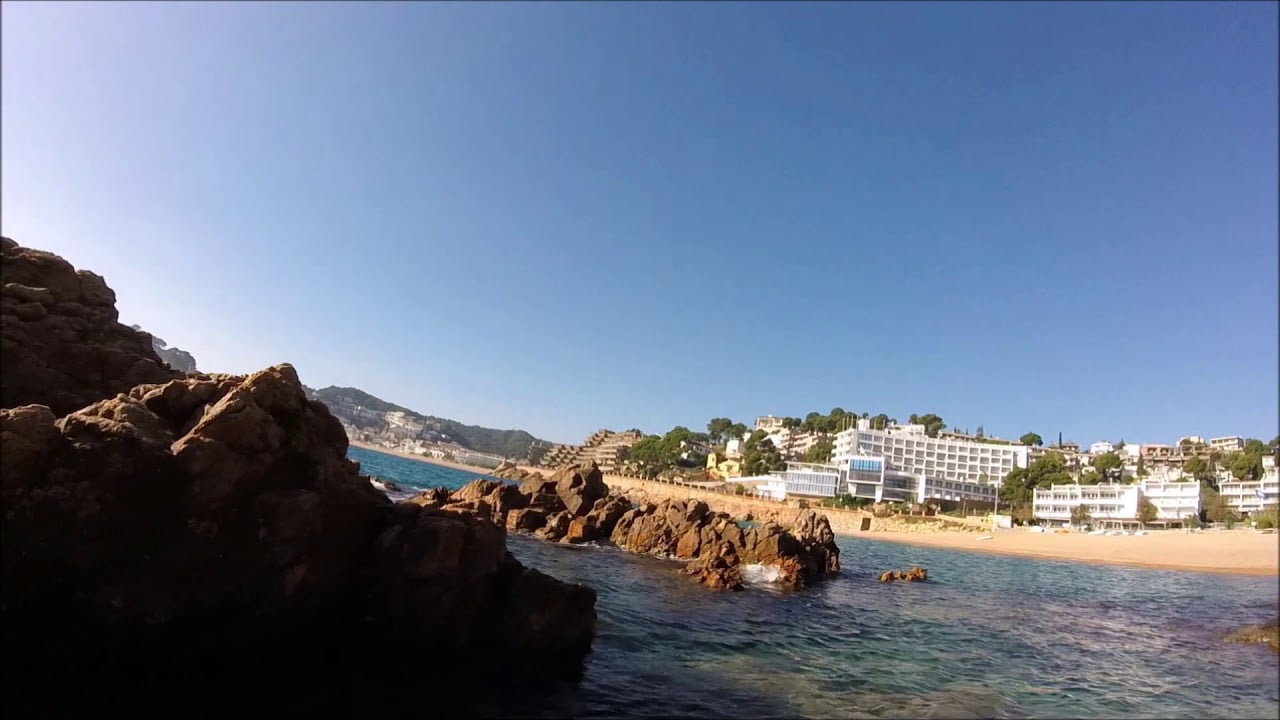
[352,446,1280,719]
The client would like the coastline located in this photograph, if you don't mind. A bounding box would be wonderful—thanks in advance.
[348,440,500,476]
[595,472,1280,577]
[850,528,1280,577]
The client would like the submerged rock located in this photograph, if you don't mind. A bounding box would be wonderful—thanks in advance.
[879,567,928,582]
[1225,616,1279,652]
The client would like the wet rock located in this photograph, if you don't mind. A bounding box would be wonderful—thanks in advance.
[535,511,572,542]
[1225,616,1279,651]
[405,487,452,508]
[879,567,928,583]
[506,508,548,533]
[562,516,600,544]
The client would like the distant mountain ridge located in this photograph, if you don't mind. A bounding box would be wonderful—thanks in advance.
[307,385,548,460]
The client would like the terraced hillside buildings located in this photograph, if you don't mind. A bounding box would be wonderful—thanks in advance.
[538,429,643,473]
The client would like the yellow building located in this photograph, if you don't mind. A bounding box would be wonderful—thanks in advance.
[706,452,743,480]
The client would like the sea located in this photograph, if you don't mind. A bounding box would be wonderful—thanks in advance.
[349,445,1280,719]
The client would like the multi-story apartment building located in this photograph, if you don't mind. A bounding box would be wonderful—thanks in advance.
[768,458,996,504]
[1141,444,1174,460]
[832,418,1028,486]
[1219,458,1279,517]
[1032,479,1200,526]
[1209,436,1245,453]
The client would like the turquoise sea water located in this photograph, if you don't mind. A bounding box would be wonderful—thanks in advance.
[349,446,1280,719]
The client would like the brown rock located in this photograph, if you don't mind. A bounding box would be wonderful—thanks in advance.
[535,511,571,542]
[1,238,180,415]
[562,516,599,544]
[405,487,452,508]
[551,462,608,516]
[0,284,598,713]
[675,527,702,559]
[528,492,567,513]
[583,495,631,538]
[506,508,548,532]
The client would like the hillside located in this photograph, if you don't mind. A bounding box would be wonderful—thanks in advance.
[308,385,547,459]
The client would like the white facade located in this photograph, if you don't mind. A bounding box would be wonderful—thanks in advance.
[1089,441,1115,456]
[1139,479,1202,521]
[725,438,744,457]
[1033,480,1201,525]
[1033,484,1140,524]
[1219,464,1280,516]
[832,418,1028,486]
[385,411,425,435]
[1209,436,1245,453]
[755,415,786,432]
[771,458,996,505]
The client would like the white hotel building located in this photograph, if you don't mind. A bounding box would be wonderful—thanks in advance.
[1218,457,1279,516]
[1032,479,1201,527]
[766,457,997,505]
[831,418,1029,487]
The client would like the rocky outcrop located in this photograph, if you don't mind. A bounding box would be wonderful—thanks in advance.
[1225,616,1279,652]
[879,567,928,582]
[2,362,596,710]
[609,500,841,590]
[1,237,180,415]
[0,239,603,714]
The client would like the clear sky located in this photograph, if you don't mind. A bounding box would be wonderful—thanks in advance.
[2,1,1276,445]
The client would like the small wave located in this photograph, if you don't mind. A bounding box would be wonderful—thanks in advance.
[741,563,783,586]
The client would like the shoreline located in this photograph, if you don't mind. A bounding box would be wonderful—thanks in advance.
[597,473,1280,578]
[357,458,1278,578]
[348,440,500,476]
[849,529,1280,577]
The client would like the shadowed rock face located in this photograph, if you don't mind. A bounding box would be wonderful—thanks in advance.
[0,239,597,714]
[1225,616,1279,652]
[1,237,180,415]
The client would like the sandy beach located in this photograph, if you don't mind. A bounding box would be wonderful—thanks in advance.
[854,526,1280,576]
[349,440,499,475]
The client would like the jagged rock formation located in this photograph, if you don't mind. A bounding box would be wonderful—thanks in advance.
[1,237,179,415]
[0,239,597,714]
[410,462,842,592]
[613,500,841,591]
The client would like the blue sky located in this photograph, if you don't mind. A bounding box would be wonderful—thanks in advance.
[3,2,1276,445]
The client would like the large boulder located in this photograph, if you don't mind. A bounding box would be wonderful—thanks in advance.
[1,237,180,415]
[551,462,608,516]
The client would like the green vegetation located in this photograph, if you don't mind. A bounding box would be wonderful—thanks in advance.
[1137,496,1157,525]
[1182,455,1216,483]
[1000,451,1073,509]
[743,430,786,475]
[803,436,834,463]
[1201,485,1238,525]
[1091,451,1123,480]
[1019,432,1044,447]
[1184,513,1201,529]
[627,426,707,477]
[907,413,946,438]
[1070,503,1092,527]
[819,493,864,510]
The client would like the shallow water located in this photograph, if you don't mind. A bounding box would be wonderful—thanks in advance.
[350,446,1280,719]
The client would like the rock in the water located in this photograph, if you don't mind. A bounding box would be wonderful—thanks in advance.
[1225,616,1279,651]
[507,508,548,532]
[1,238,180,415]
[551,462,608,516]
[562,516,600,544]
[610,498,841,590]
[406,487,452,508]
[535,511,572,542]
[879,567,928,582]
[682,541,744,591]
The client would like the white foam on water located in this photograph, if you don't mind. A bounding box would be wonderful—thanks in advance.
[740,563,782,586]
